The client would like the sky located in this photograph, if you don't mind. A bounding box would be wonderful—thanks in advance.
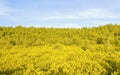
[0,0,120,28]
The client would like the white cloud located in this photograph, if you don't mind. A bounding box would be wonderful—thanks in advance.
[0,0,14,16]
[38,12,79,20]
[41,15,79,20]
[0,7,13,16]
[78,9,120,19]
[0,0,18,23]
[39,8,120,20]
[62,24,81,28]
[42,23,81,28]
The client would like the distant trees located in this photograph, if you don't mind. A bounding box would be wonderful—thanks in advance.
[0,24,119,49]
[0,24,120,75]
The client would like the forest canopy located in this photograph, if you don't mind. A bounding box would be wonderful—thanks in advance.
[0,24,120,49]
[0,24,120,75]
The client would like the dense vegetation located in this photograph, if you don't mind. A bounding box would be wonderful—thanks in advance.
[0,24,120,75]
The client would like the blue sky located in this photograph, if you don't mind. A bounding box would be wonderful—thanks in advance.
[0,0,120,27]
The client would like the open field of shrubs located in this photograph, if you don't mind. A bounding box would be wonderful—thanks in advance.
[0,24,120,75]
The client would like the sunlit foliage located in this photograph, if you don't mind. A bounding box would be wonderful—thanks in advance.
[0,24,120,75]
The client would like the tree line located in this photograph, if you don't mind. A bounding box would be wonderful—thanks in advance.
[0,24,119,49]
